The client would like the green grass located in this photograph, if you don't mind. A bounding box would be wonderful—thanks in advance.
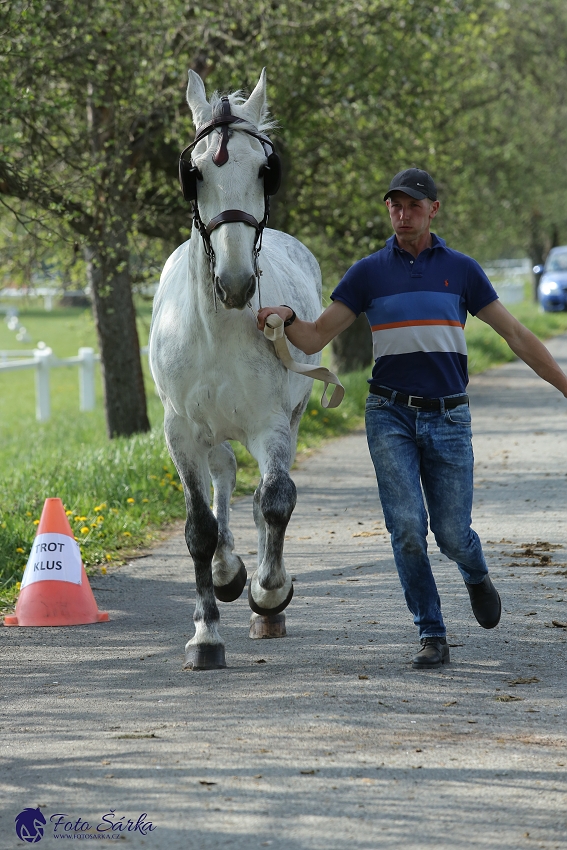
[2,291,567,607]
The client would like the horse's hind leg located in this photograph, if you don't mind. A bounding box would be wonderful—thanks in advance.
[208,441,247,602]
[164,409,226,670]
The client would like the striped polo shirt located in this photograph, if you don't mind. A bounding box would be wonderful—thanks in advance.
[331,234,498,398]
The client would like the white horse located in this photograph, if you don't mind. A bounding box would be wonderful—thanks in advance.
[149,69,323,669]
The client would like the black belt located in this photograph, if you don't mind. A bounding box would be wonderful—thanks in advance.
[369,385,469,411]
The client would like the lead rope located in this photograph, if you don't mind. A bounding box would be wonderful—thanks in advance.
[262,314,345,409]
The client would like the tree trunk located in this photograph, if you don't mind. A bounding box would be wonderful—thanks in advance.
[85,226,150,438]
[330,312,373,374]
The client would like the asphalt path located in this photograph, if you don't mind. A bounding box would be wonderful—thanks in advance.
[2,336,567,850]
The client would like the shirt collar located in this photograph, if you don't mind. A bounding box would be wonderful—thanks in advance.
[387,232,446,253]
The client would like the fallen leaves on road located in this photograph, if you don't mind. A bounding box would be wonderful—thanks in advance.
[507,677,540,686]
[495,694,524,702]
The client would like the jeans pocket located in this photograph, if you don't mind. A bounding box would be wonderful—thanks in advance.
[445,403,471,425]
[366,394,390,410]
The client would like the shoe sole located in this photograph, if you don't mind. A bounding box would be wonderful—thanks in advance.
[412,659,450,670]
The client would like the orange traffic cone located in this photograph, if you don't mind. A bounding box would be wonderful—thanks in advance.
[4,497,109,627]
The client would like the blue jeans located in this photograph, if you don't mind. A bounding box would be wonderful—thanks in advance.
[365,392,489,638]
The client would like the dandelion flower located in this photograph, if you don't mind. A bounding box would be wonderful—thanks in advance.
[142,498,149,503]
[101,566,107,575]
[16,547,25,553]
[80,526,89,534]
[16,581,21,590]
[127,498,135,504]
[33,519,40,525]
[105,553,112,562]
[65,510,73,516]
[26,511,32,517]
[311,409,318,416]
[123,531,132,537]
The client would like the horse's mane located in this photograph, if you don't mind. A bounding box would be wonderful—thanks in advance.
[209,90,278,134]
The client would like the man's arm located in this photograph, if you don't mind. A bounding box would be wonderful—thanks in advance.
[257,301,357,355]
[476,300,567,397]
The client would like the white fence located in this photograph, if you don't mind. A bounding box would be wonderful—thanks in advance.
[0,346,148,422]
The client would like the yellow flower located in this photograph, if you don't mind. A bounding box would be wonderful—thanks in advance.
[65,510,73,516]
[97,515,104,523]
[311,409,318,416]
[163,466,169,472]
[142,498,149,503]
[80,526,89,534]
[16,581,21,590]
[105,553,112,562]
[91,522,98,527]
[33,519,40,525]
[26,511,32,517]
[101,566,107,575]
[94,503,106,512]
[123,531,131,537]
[16,547,25,553]
[127,498,135,504]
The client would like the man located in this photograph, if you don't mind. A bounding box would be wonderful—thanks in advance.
[257,168,567,669]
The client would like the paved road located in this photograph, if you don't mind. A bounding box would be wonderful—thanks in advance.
[2,338,567,850]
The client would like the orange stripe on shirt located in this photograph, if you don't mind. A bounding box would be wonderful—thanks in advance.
[370,319,465,332]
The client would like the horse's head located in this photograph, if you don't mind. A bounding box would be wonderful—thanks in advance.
[185,70,278,310]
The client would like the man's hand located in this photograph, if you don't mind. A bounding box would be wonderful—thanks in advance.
[257,306,294,331]
[476,299,567,397]
[257,301,357,355]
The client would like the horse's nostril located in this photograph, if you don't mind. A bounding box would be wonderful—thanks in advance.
[244,275,256,303]
[214,278,227,303]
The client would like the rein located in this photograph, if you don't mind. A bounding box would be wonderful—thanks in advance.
[179,96,276,310]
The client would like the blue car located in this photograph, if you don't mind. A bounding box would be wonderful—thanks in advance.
[535,247,567,311]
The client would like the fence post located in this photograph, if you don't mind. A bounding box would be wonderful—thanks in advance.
[34,347,52,422]
[78,347,96,411]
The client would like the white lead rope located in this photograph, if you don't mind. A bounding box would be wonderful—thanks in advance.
[263,314,345,409]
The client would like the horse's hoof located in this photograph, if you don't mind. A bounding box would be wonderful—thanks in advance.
[214,561,247,603]
[249,612,287,639]
[248,580,294,616]
[183,644,227,670]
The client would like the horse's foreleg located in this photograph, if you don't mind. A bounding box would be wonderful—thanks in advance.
[247,425,296,621]
[164,412,226,670]
[208,441,247,602]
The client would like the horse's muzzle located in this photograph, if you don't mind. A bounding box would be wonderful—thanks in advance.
[215,274,256,309]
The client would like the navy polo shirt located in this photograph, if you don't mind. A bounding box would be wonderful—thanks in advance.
[331,233,499,398]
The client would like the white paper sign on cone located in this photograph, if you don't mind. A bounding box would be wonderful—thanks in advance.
[21,533,82,588]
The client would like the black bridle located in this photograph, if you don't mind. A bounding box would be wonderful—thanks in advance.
[178,96,281,307]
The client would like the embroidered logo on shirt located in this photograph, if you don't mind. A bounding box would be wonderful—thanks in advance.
[444,279,449,287]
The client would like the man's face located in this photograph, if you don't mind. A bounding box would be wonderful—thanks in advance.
[386,191,439,241]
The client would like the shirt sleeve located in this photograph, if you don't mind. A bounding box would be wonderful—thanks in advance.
[465,258,499,316]
[330,258,372,317]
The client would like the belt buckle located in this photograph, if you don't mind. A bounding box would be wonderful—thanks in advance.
[407,395,423,409]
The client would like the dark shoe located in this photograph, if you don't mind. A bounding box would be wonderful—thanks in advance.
[412,637,450,669]
[465,575,501,629]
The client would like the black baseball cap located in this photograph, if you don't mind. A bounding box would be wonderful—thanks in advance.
[384,168,437,201]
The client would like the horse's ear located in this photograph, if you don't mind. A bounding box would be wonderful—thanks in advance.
[243,68,268,127]
[186,70,212,128]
